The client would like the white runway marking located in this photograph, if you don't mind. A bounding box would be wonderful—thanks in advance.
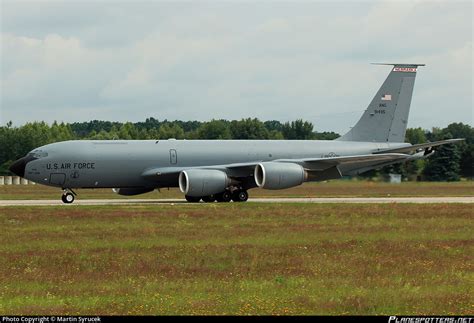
[0,197,473,206]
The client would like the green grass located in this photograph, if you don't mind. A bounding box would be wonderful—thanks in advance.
[1,180,473,200]
[0,203,472,315]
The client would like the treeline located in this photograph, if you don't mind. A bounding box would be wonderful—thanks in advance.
[68,118,339,141]
[374,123,472,181]
[0,119,472,181]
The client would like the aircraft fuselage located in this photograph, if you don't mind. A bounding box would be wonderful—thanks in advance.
[18,139,408,189]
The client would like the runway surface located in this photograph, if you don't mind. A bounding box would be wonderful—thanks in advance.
[0,197,473,206]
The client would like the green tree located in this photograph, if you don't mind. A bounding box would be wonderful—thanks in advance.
[264,120,283,132]
[88,129,114,140]
[268,130,284,139]
[405,127,427,145]
[442,123,473,178]
[196,120,231,139]
[282,120,315,139]
[158,123,185,139]
[230,118,270,139]
[423,132,461,181]
[402,127,428,179]
[314,132,340,140]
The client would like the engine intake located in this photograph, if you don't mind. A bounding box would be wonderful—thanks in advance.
[179,169,230,197]
[254,162,306,190]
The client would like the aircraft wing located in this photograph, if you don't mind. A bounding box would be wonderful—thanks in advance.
[141,163,255,180]
[272,153,410,171]
[374,138,464,154]
[142,153,410,179]
[141,162,257,180]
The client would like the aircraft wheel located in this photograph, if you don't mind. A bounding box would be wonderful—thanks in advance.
[231,190,240,202]
[185,195,201,203]
[232,190,248,202]
[61,193,75,204]
[216,190,232,203]
[202,195,216,203]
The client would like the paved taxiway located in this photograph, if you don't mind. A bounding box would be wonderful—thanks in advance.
[0,197,473,206]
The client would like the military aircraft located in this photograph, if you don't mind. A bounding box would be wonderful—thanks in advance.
[9,63,463,203]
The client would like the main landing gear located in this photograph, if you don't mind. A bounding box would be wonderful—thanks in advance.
[232,190,248,202]
[61,189,76,204]
[185,188,249,203]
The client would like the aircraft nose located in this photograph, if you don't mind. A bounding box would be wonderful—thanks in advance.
[9,155,37,177]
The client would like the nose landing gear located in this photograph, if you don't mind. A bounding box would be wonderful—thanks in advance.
[61,189,76,204]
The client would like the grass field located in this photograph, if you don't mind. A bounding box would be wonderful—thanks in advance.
[1,180,473,200]
[0,203,472,315]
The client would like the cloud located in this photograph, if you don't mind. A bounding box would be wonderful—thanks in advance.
[1,0,472,132]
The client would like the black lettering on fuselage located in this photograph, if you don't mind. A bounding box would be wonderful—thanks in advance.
[60,163,71,169]
[47,162,95,171]
[75,162,96,169]
[71,162,95,169]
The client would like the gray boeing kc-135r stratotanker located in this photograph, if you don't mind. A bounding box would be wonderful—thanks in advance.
[10,63,464,203]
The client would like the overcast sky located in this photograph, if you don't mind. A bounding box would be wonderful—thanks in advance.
[1,0,472,134]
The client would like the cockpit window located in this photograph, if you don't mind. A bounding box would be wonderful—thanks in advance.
[29,150,48,158]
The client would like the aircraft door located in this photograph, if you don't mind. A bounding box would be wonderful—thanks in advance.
[50,173,66,186]
[169,149,178,164]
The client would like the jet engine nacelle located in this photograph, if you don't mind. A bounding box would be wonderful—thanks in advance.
[112,187,154,196]
[254,162,306,190]
[179,169,230,197]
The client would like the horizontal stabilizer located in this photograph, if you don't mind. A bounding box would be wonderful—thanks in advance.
[374,139,465,154]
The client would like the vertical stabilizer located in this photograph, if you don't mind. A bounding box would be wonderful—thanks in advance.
[337,63,424,142]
